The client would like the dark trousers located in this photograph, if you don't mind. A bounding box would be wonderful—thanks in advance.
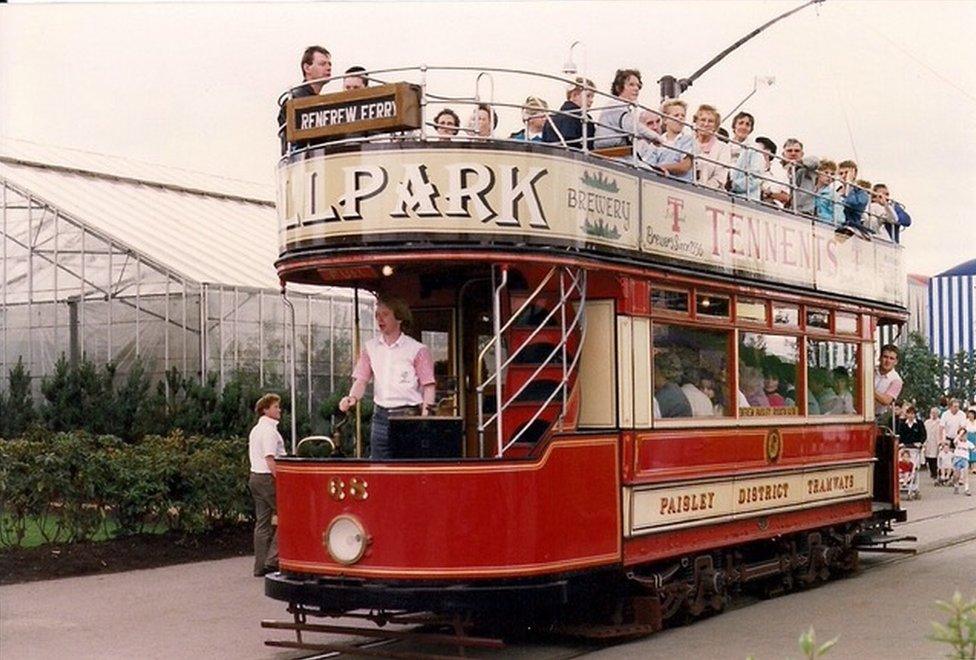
[926,456,938,479]
[249,473,278,574]
[370,405,420,459]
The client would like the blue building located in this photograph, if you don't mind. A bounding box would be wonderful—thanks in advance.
[928,259,976,358]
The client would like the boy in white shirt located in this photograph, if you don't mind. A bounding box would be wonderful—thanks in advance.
[953,428,974,495]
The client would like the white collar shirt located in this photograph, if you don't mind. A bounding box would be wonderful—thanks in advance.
[355,333,434,408]
[249,415,285,473]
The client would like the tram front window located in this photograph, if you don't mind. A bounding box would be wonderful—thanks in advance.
[738,332,800,416]
[652,324,731,418]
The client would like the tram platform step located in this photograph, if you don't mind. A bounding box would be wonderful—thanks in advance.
[505,367,577,400]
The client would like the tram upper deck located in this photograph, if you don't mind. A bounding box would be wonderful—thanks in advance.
[275,67,907,315]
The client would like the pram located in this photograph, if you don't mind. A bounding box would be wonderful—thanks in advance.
[898,446,921,500]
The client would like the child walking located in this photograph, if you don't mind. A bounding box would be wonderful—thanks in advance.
[953,428,974,495]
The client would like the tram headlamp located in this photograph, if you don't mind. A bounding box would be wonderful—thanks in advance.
[325,515,368,565]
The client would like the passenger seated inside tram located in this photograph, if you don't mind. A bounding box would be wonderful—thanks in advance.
[821,366,856,415]
[680,366,715,417]
[653,351,692,418]
[763,369,786,408]
[593,69,661,149]
[807,368,831,416]
[739,364,770,408]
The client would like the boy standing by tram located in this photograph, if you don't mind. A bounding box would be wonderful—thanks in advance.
[248,393,286,576]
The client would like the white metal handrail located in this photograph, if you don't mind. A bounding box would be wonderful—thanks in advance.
[475,264,587,457]
[277,64,908,240]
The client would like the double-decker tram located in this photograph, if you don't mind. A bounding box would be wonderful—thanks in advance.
[264,66,910,649]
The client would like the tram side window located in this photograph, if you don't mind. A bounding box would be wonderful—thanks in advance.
[738,332,800,416]
[652,324,732,418]
[807,340,860,416]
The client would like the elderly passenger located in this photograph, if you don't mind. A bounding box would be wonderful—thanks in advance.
[593,69,661,149]
[692,104,731,190]
[781,138,820,215]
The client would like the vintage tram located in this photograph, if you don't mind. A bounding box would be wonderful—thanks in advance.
[264,67,909,647]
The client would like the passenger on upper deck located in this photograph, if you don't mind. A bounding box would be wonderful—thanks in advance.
[339,296,437,459]
[781,138,820,216]
[278,45,332,154]
[343,65,369,90]
[641,98,694,181]
[728,113,765,201]
[593,69,661,149]
[542,77,596,150]
[471,103,497,139]
[814,160,843,226]
[872,183,912,242]
[692,104,731,191]
[509,96,549,142]
[836,160,870,229]
[433,108,460,139]
[728,112,754,161]
[754,137,791,208]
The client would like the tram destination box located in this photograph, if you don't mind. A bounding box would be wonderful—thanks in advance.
[285,83,422,142]
[389,416,463,459]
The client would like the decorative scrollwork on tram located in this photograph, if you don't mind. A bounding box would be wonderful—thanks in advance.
[764,429,782,464]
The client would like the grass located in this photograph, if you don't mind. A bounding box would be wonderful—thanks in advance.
[0,514,164,549]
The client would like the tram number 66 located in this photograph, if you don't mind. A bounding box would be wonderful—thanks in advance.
[329,477,369,501]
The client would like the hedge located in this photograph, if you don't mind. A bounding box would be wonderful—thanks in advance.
[0,429,251,548]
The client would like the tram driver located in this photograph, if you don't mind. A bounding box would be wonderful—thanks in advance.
[338,296,437,459]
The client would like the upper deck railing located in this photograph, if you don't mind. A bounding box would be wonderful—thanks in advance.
[275,66,907,309]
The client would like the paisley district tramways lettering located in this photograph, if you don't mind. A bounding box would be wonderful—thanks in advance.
[660,491,716,516]
[807,473,855,495]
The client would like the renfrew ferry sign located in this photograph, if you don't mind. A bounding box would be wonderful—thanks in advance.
[277,146,905,307]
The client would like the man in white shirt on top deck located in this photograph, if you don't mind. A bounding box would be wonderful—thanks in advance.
[339,296,436,459]
[248,393,286,577]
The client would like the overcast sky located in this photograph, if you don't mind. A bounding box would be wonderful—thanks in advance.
[1,0,973,278]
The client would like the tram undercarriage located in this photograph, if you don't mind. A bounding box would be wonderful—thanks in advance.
[263,518,890,650]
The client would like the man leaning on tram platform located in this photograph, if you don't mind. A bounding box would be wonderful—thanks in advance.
[874,343,903,425]
[278,45,332,153]
[339,296,436,459]
[248,393,286,577]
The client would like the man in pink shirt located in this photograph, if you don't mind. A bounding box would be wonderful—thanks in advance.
[339,296,436,459]
[874,344,903,423]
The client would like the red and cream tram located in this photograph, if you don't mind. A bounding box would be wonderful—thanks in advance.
[265,70,909,643]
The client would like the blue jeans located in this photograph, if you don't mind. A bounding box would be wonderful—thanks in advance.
[370,406,391,459]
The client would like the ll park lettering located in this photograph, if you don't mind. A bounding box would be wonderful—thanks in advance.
[298,162,550,228]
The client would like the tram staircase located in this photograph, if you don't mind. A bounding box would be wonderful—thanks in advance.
[477,265,587,458]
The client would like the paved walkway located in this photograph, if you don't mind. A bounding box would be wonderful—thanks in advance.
[1,472,975,659]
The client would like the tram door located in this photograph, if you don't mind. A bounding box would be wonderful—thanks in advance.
[410,308,457,416]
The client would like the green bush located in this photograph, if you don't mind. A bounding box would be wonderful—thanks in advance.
[0,430,251,548]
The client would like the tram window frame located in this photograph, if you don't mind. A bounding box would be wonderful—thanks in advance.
[695,292,730,320]
[736,329,802,419]
[650,288,690,317]
[834,312,859,335]
[805,307,831,333]
[650,322,735,421]
[772,303,799,328]
[734,297,769,326]
[805,339,861,417]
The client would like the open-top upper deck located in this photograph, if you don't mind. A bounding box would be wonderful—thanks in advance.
[275,70,906,313]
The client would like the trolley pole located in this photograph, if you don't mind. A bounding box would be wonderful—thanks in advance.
[658,0,824,101]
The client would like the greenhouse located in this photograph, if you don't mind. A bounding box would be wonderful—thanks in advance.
[0,139,370,416]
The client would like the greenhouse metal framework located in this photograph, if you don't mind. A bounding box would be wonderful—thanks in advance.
[0,139,369,414]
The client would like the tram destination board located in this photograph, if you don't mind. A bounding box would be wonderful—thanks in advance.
[285,83,422,142]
